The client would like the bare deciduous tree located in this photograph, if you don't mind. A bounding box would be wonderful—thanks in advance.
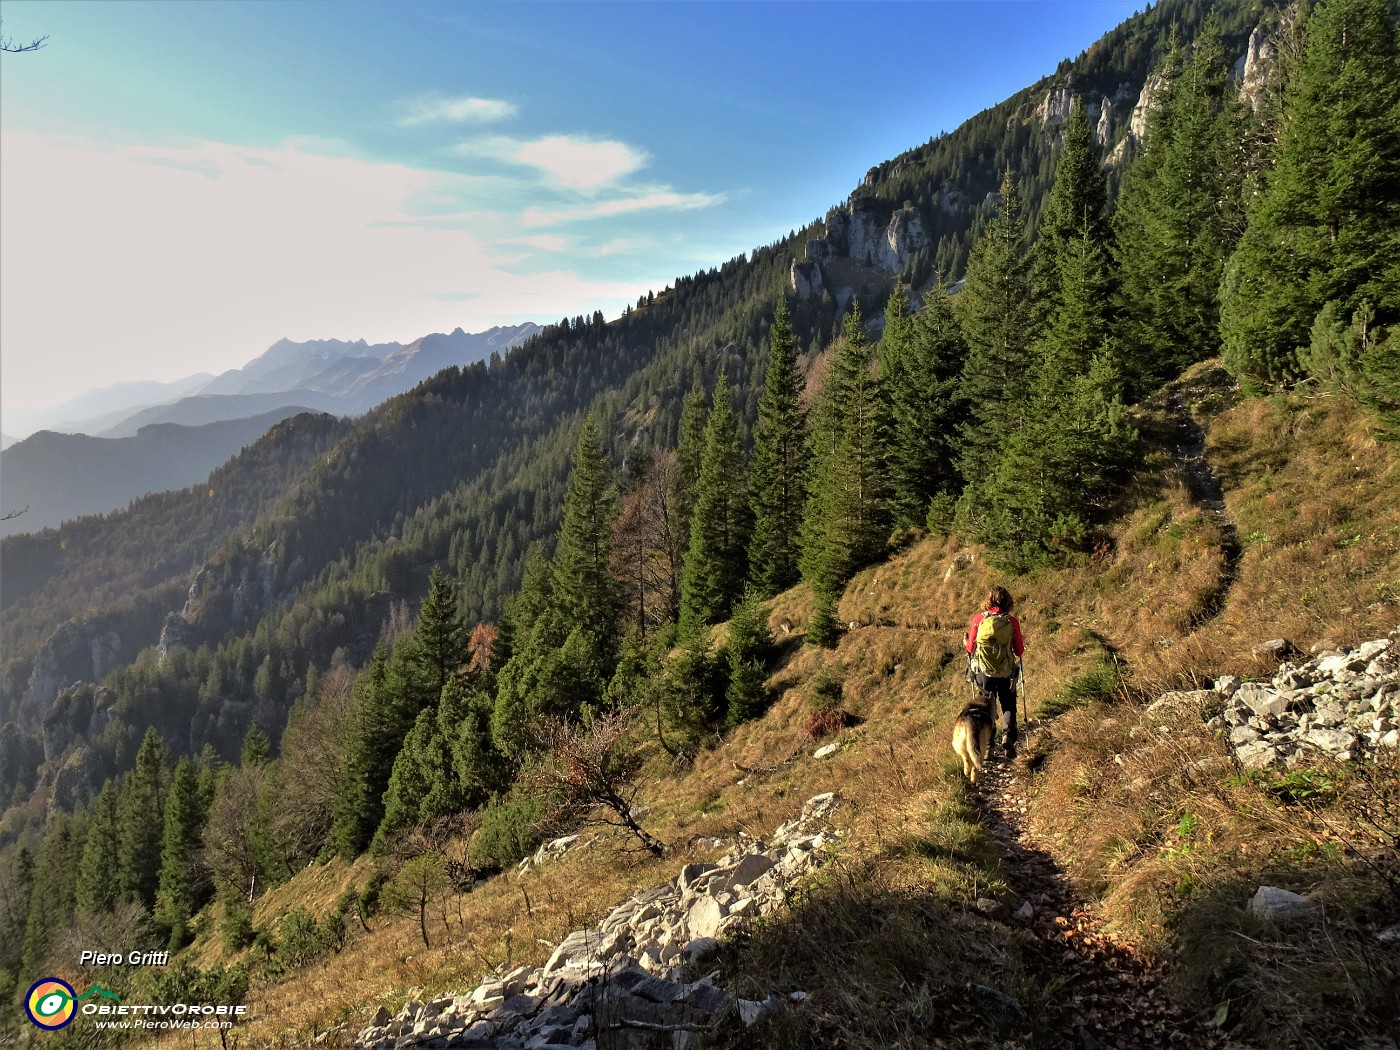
[610,447,683,638]
[529,712,665,857]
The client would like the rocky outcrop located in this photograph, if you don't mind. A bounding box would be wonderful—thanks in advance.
[792,199,929,299]
[1165,632,1400,770]
[353,793,844,1050]
[157,612,194,665]
[1238,10,1297,114]
[789,258,824,299]
[27,620,124,710]
[1108,72,1167,164]
[41,684,117,762]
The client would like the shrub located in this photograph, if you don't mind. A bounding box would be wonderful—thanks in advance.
[472,788,556,869]
[221,899,255,952]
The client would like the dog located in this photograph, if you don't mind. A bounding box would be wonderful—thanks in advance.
[951,696,995,784]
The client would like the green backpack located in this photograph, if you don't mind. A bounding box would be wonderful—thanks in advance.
[972,612,1016,678]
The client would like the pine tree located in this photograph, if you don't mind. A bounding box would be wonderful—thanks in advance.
[75,779,121,915]
[679,371,752,638]
[954,170,1037,487]
[880,281,965,526]
[1221,0,1400,381]
[117,727,169,907]
[747,297,808,595]
[155,757,205,948]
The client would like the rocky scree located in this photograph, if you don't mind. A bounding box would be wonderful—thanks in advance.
[1145,630,1400,770]
[353,792,843,1050]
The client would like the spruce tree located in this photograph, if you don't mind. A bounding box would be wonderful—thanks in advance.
[155,757,205,948]
[413,566,467,702]
[117,727,169,907]
[880,281,966,527]
[1116,18,1241,391]
[724,591,774,727]
[747,297,808,595]
[1220,0,1400,381]
[954,170,1037,488]
[22,813,84,974]
[76,779,121,915]
[801,304,892,633]
[679,371,752,638]
[331,644,401,857]
[669,378,709,551]
[240,723,271,767]
[1034,99,1111,312]
[552,416,620,649]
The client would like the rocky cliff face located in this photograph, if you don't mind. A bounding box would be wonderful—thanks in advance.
[790,199,929,299]
[27,619,125,710]
[40,683,116,763]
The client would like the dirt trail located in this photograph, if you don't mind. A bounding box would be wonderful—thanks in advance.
[971,754,1235,1050]
[1166,390,1242,626]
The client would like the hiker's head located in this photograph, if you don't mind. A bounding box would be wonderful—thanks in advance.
[986,586,1013,612]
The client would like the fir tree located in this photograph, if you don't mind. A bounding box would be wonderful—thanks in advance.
[679,371,752,638]
[880,281,965,526]
[155,758,205,948]
[1221,0,1400,381]
[117,727,169,907]
[747,296,808,595]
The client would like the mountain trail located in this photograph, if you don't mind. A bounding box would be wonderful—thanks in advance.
[1166,389,1242,626]
[969,747,1238,1049]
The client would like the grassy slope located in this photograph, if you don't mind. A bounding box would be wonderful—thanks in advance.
[166,365,1400,1049]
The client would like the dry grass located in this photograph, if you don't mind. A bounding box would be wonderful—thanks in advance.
[149,363,1400,1049]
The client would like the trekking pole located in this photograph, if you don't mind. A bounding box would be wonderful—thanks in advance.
[1019,659,1027,727]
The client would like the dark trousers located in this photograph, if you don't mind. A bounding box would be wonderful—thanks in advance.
[974,673,1018,748]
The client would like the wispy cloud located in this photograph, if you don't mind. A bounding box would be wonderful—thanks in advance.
[399,94,517,126]
[524,190,725,227]
[0,131,680,412]
[461,134,648,193]
[507,234,570,252]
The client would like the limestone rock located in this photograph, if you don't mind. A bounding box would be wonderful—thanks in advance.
[1248,885,1319,922]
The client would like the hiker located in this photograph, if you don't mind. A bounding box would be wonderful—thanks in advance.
[965,586,1024,759]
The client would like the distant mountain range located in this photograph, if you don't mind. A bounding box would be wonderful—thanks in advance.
[20,323,541,439]
[0,434,16,452]
[0,407,322,536]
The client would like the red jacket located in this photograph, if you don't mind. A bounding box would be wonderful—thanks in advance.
[965,607,1024,658]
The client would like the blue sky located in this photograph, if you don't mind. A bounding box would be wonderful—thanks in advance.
[0,0,1141,427]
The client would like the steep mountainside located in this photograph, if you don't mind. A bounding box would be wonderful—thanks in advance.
[0,0,1284,833]
[0,407,315,536]
[97,323,542,437]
